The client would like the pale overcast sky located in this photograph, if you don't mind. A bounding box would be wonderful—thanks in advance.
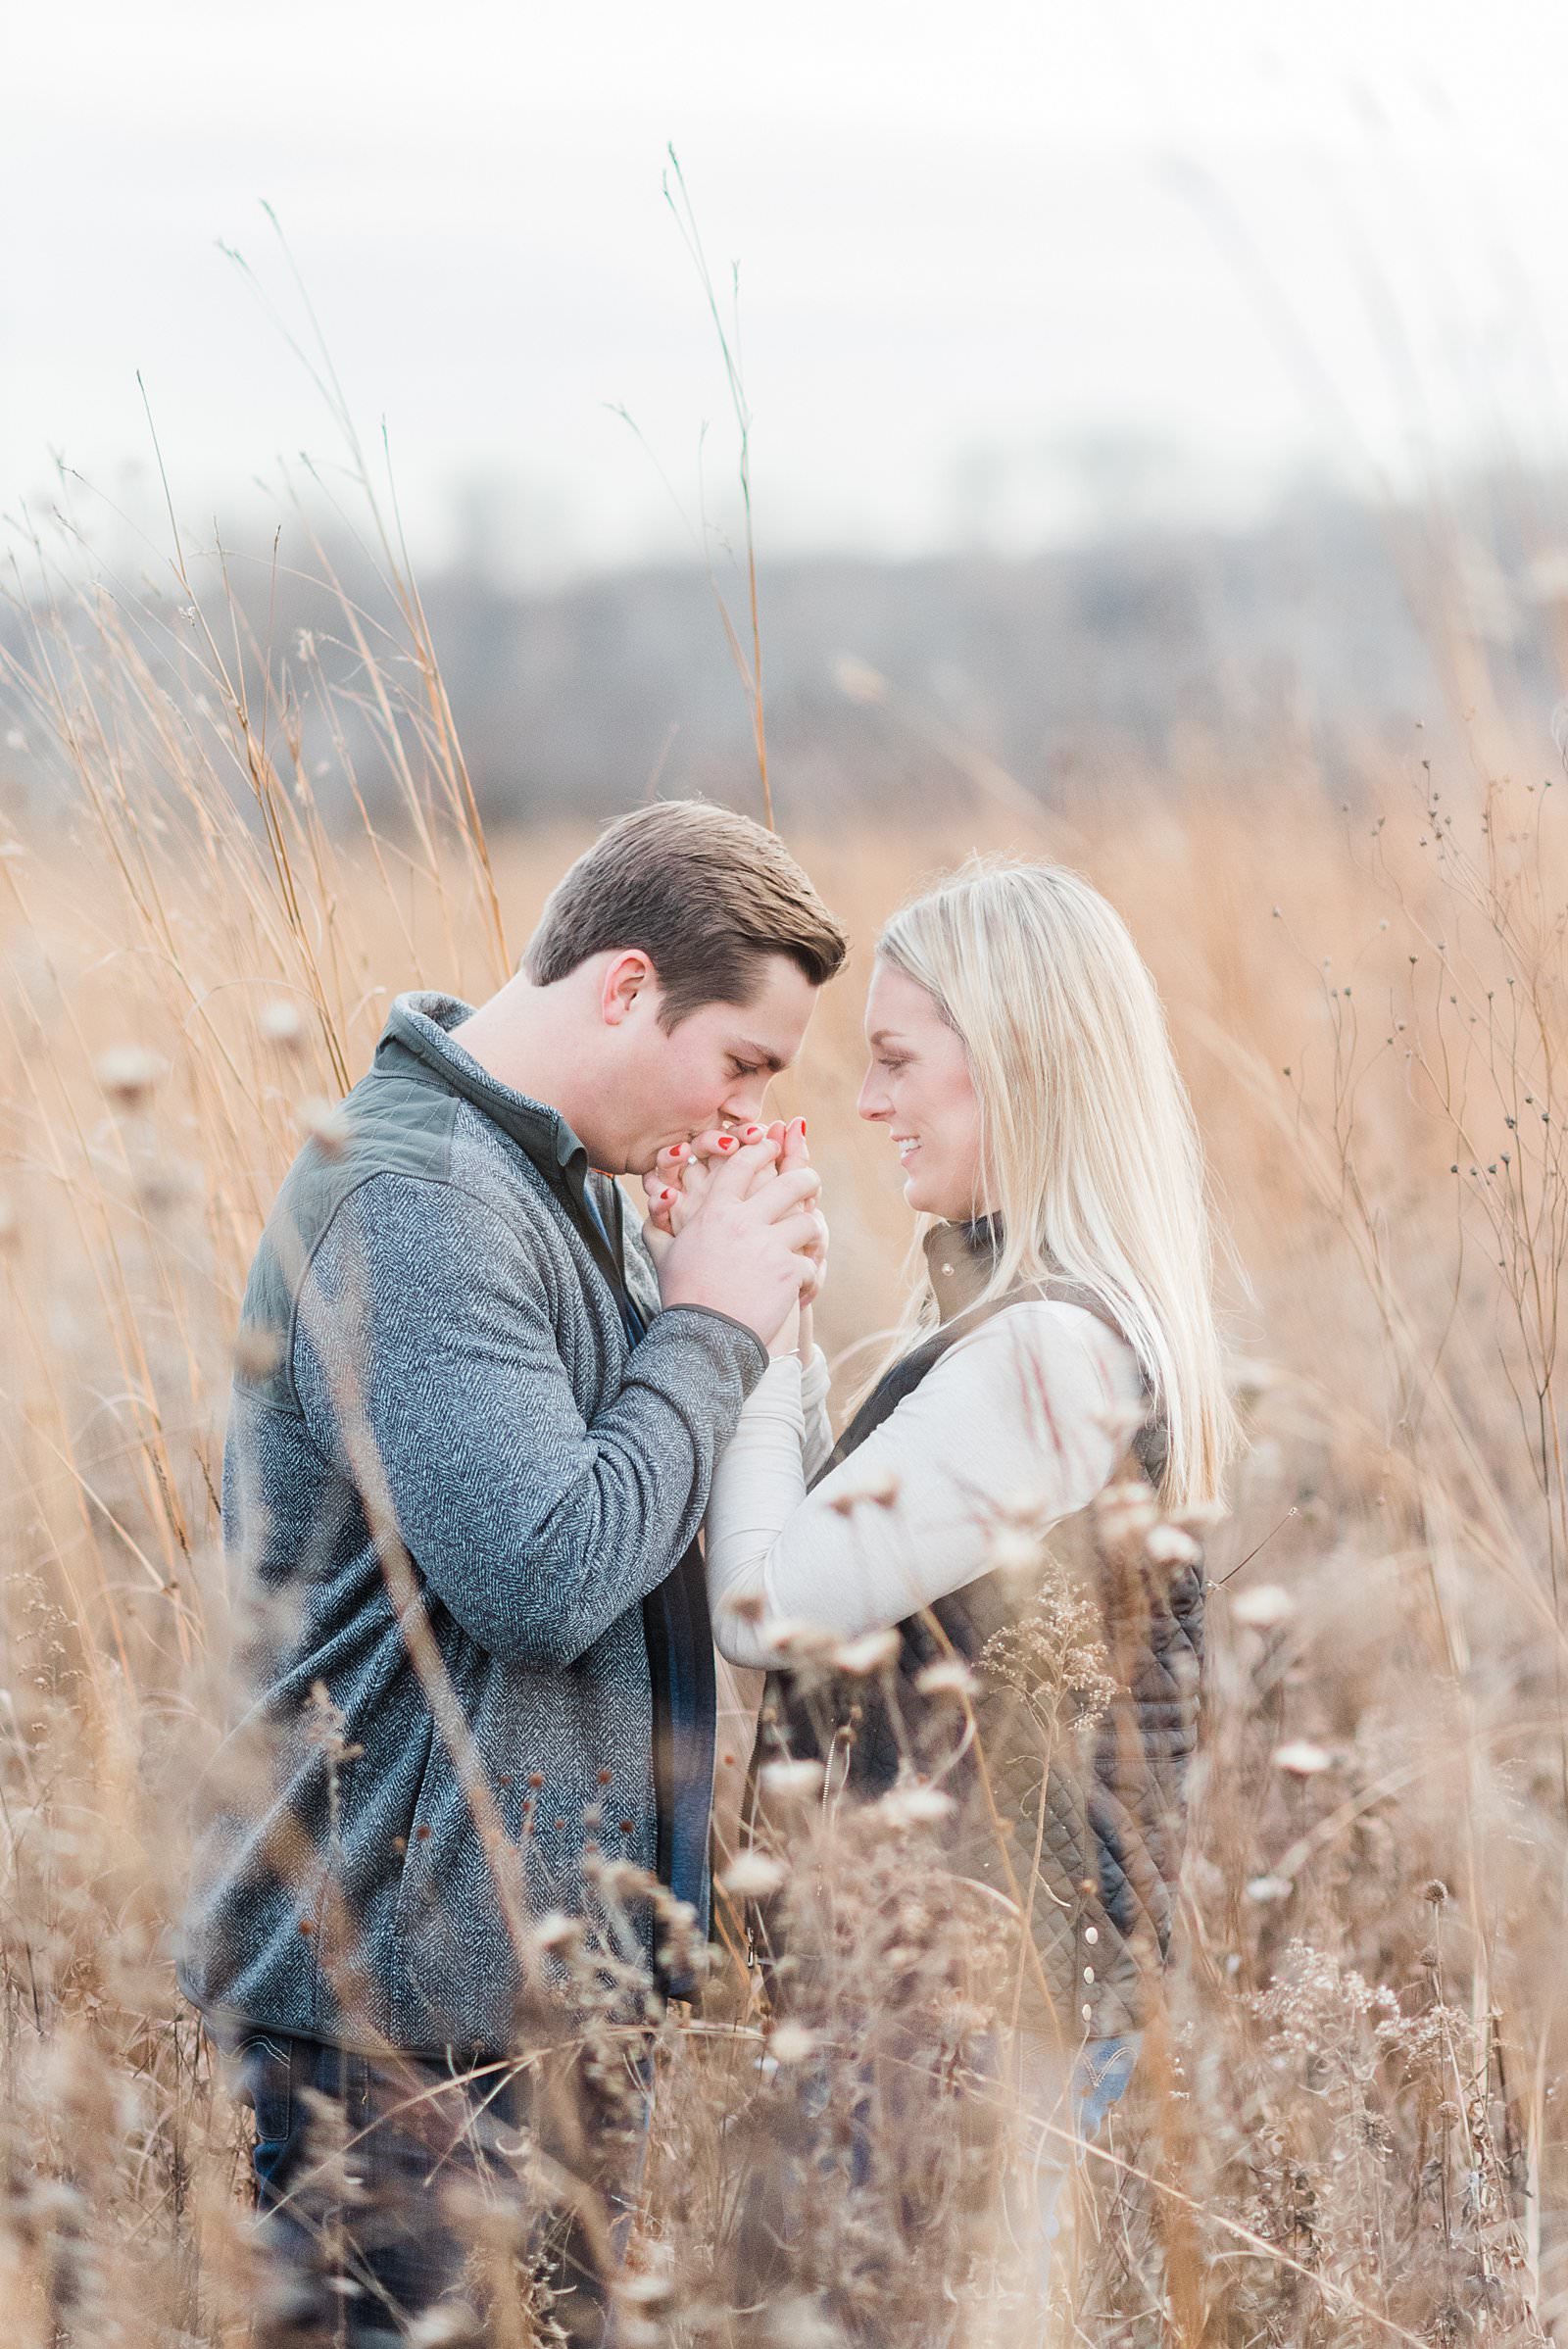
[6,1,1567,579]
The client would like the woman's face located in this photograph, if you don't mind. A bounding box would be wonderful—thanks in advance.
[857,959,987,1221]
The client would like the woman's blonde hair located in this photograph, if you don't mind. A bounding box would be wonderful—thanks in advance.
[875,855,1242,1511]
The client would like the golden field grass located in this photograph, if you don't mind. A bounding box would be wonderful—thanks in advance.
[1,538,1567,2344]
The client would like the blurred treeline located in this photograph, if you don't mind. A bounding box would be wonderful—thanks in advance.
[4,465,1567,836]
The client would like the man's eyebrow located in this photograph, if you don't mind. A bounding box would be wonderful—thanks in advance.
[733,1037,788,1075]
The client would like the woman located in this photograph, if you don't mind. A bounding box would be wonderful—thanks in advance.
[649,855,1239,2301]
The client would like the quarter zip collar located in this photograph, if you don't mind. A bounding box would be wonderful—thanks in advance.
[376,991,590,1186]
[374,991,631,1299]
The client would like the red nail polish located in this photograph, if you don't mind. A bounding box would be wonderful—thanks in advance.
[661,1188,675,1202]
[717,1135,737,1150]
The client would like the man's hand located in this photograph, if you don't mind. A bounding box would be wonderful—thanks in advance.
[656,1134,823,1350]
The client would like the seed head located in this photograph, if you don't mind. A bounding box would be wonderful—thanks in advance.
[720,1850,789,1897]
[988,1527,1045,1579]
[1273,1739,1332,1779]
[766,2020,818,2065]
[1232,1583,1295,1630]
[827,1461,901,1513]
[759,1758,826,1802]
[763,1618,839,1662]
[879,1784,956,1830]
[914,1658,977,1699]
[234,1325,282,1379]
[834,1628,900,1676]
[1247,1873,1294,1903]
[259,999,308,1049]
[298,1096,350,1154]
[96,1045,168,1105]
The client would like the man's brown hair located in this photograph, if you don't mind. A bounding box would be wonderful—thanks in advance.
[523,800,849,1027]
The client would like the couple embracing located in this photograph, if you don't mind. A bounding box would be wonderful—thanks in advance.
[179,800,1238,2343]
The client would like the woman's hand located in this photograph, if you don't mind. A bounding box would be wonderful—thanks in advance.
[640,1124,778,1241]
[642,1117,826,1357]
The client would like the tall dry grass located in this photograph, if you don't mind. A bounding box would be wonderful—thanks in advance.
[1,508,1566,2344]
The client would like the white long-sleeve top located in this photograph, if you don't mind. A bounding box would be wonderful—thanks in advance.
[705,1300,1145,1670]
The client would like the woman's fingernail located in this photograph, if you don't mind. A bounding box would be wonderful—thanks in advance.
[743,1125,762,1141]
[661,1188,676,1202]
[794,1117,808,1139]
[668,1143,687,1159]
[716,1134,738,1151]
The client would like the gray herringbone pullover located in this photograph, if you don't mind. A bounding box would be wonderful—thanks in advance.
[177,993,765,2055]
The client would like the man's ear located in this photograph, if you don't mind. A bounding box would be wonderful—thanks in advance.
[600,950,659,1029]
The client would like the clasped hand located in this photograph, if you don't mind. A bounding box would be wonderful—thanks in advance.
[643,1118,828,1359]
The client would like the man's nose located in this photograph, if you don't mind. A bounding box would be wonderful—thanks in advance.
[723,1075,773,1124]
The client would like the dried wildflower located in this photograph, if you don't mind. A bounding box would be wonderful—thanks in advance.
[762,1617,839,1661]
[720,1850,789,1897]
[913,1657,976,1699]
[766,2020,818,2065]
[234,1323,282,1379]
[764,2299,843,2348]
[409,2307,485,2345]
[987,1525,1046,1579]
[1095,1479,1159,1542]
[1273,1739,1333,1778]
[1232,1581,1295,1629]
[826,1460,901,1512]
[297,1095,350,1153]
[531,1911,581,1953]
[95,1045,168,1104]
[879,1783,955,1830]
[834,1628,900,1676]
[977,1567,1117,1727]
[994,1484,1050,1524]
[259,998,308,1048]
[616,2270,676,2310]
[1146,1522,1201,1564]
[1093,1398,1150,1444]
[759,1758,826,1802]
[134,1159,199,1216]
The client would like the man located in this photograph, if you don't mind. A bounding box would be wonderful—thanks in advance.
[179,800,848,2344]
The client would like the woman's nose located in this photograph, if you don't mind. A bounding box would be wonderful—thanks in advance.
[857,1066,888,1121]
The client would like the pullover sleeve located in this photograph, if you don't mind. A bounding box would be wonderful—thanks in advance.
[704,1300,1143,1670]
[292,1171,766,1669]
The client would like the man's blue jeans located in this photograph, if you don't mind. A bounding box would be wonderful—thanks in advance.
[229,2027,651,2346]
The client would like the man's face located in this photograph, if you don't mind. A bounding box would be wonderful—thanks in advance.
[601,952,820,1175]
